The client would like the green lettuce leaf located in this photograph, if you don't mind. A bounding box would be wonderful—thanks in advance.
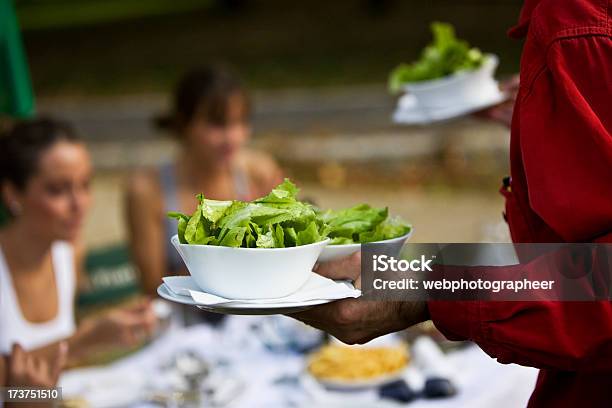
[219,226,247,247]
[256,226,276,248]
[249,204,296,225]
[389,21,485,92]
[197,194,233,224]
[167,211,190,243]
[297,221,322,246]
[323,204,388,239]
[284,227,298,247]
[330,237,354,245]
[244,222,260,248]
[184,203,209,244]
[168,178,330,248]
[255,178,299,204]
[359,217,412,243]
[322,205,411,245]
[273,224,285,248]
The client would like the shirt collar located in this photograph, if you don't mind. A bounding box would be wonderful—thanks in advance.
[508,0,542,39]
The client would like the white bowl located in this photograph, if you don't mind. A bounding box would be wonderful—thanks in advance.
[317,229,413,263]
[171,235,330,300]
[403,54,499,109]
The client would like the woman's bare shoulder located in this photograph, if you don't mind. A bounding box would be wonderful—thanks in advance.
[241,149,281,175]
[126,168,161,199]
[125,168,164,214]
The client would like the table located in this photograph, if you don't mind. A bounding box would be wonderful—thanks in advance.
[59,316,538,407]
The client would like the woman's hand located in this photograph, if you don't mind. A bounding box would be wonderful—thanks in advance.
[77,300,158,351]
[6,342,68,388]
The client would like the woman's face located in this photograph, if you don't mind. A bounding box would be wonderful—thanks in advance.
[7,141,93,242]
[183,94,251,165]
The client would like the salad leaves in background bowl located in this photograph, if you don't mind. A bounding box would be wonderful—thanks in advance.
[389,22,486,91]
[389,22,503,114]
[167,179,331,299]
[317,204,412,263]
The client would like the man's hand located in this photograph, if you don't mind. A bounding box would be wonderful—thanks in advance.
[474,74,519,128]
[288,253,429,344]
[290,298,428,345]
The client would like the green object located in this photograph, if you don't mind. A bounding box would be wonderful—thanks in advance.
[320,204,412,244]
[388,22,485,92]
[16,0,213,31]
[169,179,330,248]
[77,245,141,309]
[0,204,9,227]
[0,0,35,117]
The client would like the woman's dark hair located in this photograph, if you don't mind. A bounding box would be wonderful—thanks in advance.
[0,117,80,191]
[155,64,251,132]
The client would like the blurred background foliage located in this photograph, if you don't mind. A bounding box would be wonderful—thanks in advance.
[16,0,523,95]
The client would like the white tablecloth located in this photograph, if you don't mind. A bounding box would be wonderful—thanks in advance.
[59,316,538,408]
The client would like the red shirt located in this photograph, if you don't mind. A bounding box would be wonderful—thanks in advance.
[429,1,612,407]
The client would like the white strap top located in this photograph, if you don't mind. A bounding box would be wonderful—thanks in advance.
[0,241,76,353]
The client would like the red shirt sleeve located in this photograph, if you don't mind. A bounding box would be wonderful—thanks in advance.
[430,300,612,372]
[430,35,612,371]
[521,35,612,242]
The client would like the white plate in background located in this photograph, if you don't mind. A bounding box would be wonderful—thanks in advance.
[393,90,507,125]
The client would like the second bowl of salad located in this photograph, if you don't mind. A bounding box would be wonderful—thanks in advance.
[317,204,412,263]
[389,22,501,110]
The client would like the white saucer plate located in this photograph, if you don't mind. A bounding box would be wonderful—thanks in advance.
[157,284,336,315]
[393,91,508,125]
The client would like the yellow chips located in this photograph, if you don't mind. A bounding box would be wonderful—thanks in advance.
[308,344,409,381]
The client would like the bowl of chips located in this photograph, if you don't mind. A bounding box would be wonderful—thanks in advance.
[306,343,410,389]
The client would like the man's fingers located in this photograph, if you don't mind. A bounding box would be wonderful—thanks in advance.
[289,303,333,324]
[499,74,520,93]
[315,252,361,281]
[289,299,376,345]
[354,275,361,290]
[290,298,358,326]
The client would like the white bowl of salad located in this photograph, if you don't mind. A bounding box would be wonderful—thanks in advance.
[389,22,500,109]
[168,179,330,299]
[171,235,329,300]
[317,204,413,263]
[403,54,499,109]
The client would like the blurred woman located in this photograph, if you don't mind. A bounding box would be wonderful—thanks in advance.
[126,65,283,296]
[0,118,157,374]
